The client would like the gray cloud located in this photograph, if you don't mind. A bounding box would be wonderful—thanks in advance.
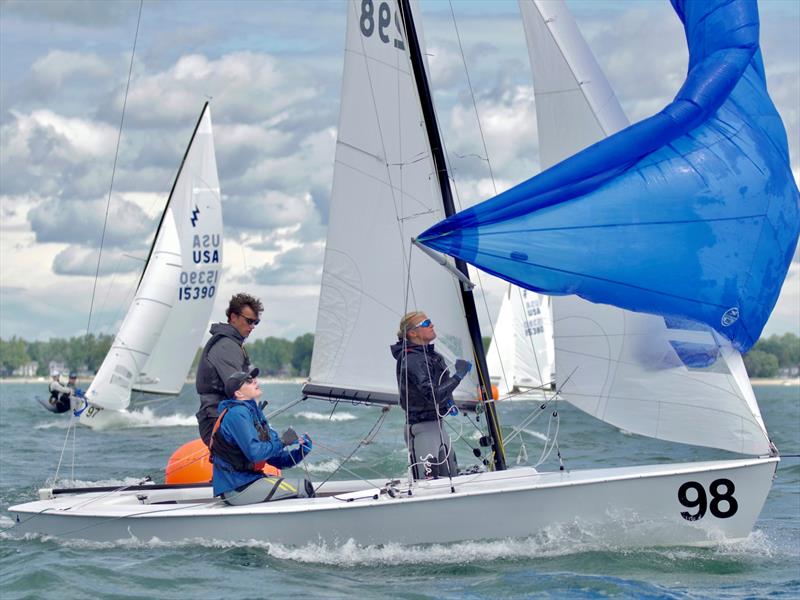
[29,50,113,92]
[28,197,155,250]
[2,0,138,27]
[223,190,315,232]
[102,52,320,130]
[250,244,324,286]
[0,109,118,198]
[52,245,143,277]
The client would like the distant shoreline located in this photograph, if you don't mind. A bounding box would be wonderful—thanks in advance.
[749,378,800,386]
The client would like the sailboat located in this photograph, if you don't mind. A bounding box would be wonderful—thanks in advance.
[486,284,554,397]
[8,0,783,547]
[77,102,223,428]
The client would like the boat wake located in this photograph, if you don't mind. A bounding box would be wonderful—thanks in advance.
[1,524,779,567]
[36,408,195,430]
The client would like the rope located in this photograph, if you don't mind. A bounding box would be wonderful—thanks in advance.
[85,0,143,336]
[50,416,78,486]
[310,408,396,489]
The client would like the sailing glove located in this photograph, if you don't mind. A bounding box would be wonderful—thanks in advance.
[454,359,472,380]
[446,399,459,416]
[299,434,312,455]
[281,426,298,445]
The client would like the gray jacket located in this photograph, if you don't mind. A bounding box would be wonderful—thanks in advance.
[196,323,250,417]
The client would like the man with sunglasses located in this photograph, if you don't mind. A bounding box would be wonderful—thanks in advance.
[390,311,472,479]
[196,292,264,446]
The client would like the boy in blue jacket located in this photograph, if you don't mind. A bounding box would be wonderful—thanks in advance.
[210,368,313,505]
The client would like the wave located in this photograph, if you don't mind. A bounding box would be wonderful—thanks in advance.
[292,411,357,422]
[47,476,154,489]
[5,525,779,569]
[521,428,548,442]
[303,457,363,474]
[33,408,196,431]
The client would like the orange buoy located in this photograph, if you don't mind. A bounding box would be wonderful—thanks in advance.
[165,438,280,484]
[477,384,501,401]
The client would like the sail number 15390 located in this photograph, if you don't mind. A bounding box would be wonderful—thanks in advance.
[678,478,738,521]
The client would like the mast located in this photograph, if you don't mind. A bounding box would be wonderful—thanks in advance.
[398,0,506,471]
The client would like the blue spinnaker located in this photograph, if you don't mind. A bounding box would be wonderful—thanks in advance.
[419,0,799,353]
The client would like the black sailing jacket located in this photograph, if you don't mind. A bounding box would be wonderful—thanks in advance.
[389,340,462,425]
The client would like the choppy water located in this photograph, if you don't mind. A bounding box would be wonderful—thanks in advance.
[1,382,798,599]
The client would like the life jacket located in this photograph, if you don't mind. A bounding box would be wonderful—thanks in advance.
[209,406,268,473]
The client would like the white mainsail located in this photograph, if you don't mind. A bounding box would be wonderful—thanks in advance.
[307,0,479,402]
[83,103,222,411]
[519,0,771,455]
[487,284,554,395]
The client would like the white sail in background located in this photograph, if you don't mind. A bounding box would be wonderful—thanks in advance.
[307,0,479,402]
[134,107,222,394]
[487,284,553,395]
[84,104,222,411]
[520,0,771,455]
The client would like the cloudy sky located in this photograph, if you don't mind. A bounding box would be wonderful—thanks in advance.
[1,0,798,345]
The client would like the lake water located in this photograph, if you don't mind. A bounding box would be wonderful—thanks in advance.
[1,382,798,599]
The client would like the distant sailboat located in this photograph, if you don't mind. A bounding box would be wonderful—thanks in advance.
[486,284,554,397]
[79,102,222,428]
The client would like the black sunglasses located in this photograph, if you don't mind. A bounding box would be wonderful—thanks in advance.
[238,313,260,326]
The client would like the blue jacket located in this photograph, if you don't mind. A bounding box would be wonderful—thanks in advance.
[211,398,308,497]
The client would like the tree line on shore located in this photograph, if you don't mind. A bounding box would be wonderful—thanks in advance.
[0,331,797,380]
[742,332,800,378]
[0,333,316,378]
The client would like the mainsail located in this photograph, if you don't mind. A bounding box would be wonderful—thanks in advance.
[84,103,222,410]
[304,0,480,405]
[419,0,800,354]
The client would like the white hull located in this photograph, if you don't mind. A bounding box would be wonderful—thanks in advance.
[78,392,181,429]
[79,403,136,429]
[9,457,777,546]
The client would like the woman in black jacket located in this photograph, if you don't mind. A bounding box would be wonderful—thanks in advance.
[390,311,472,479]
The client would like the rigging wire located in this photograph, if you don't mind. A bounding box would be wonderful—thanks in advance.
[85,0,143,337]
[440,1,511,396]
[444,0,553,403]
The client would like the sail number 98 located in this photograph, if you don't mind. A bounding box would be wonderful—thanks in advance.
[678,478,738,521]
[360,0,405,49]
